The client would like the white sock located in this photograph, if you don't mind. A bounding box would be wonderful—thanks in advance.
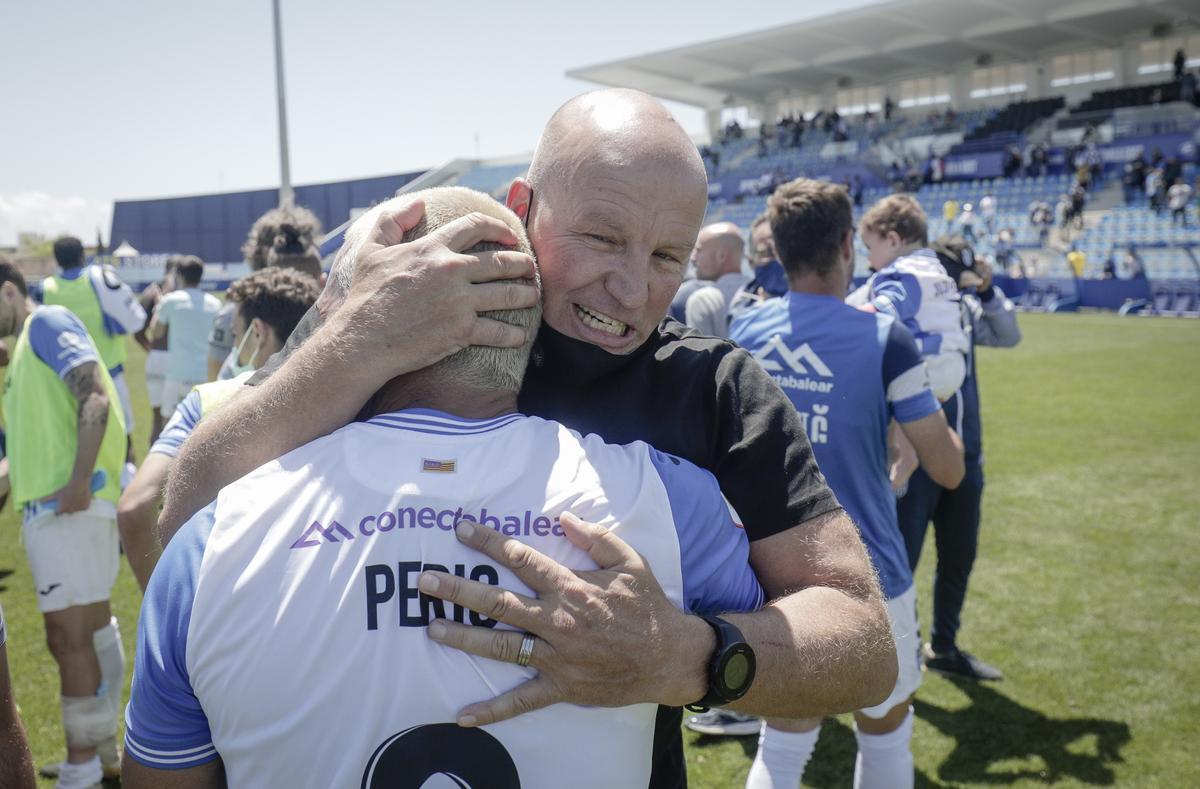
[853,707,914,789]
[56,755,101,789]
[745,724,820,789]
[93,617,125,722]
[93,617,125,767]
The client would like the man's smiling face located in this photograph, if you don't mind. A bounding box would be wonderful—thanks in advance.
[521,155,706,355]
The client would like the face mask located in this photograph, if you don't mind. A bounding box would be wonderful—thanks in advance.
[229,325,261,377]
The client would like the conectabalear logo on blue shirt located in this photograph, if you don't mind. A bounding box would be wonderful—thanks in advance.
[290,506,566,550]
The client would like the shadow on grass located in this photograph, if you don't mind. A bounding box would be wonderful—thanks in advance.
[0,567,12,592]
[915,678,1131,785]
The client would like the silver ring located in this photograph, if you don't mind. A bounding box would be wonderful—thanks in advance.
[516,634,536,667]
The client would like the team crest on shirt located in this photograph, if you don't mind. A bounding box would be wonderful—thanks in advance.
[421,458,456,473]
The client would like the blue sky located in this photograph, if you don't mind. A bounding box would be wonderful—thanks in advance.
[0,0,875,245]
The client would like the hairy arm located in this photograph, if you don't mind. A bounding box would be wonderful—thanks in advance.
[117,452,172,591]
[0,646,37,789]
[123,758,225,789]
[722,510,897,716]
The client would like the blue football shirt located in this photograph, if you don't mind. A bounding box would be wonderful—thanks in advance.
[731,292,939,599]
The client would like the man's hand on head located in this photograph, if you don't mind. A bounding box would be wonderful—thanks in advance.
[418,513,713,726]
[332,201,540,381]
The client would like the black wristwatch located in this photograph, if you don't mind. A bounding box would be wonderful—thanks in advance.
[686,614,756,712]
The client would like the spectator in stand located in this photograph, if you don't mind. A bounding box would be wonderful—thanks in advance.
[683,222,750,338]
[133,259,179,443]
[1067,246,1087,279]
[958,202,978,243]
[149,256,221,421]
[1174,48,1186,81]
[884,96,895,121]
[1069,183,1087,230]
[994,229,1015,274]
[1102,254,1117,280]
[1182,69,1197,105]
[1124,247,1146,279]
[1029,200,1053,247]
[943,199,959,224]
[1146,167,1166,214]
[1150,146,1164,169]
[757,124,769,158]
[852,174,865,208]
[1002,146,1021,178]
[1123,157,1147,205]
[1168,178,1194,226]
[1163,156,1183,188]
[979,192,997,237]
[1055,193,1072,238]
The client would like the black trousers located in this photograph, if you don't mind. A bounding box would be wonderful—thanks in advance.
[897,460,985,654]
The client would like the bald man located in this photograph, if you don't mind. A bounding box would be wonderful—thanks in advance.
[159,89,895,788]
[683,222,749,338]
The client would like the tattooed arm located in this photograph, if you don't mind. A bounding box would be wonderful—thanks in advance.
[51,362,110,515]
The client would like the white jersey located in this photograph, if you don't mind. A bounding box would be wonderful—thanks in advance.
[849,248,968,361]
[89,264,147,333]
[684,271,752,338]
[127,409,762,788]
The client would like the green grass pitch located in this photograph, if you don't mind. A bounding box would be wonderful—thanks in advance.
[2,312,1197,787]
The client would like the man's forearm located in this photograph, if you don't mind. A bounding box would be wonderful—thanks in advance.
[715,509,898,718]
[721,586,896,718]
[71,392,108,486]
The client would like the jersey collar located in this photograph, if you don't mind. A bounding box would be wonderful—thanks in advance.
[365,408,525,436]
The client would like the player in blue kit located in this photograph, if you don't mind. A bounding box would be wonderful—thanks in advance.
[731,179,964,789]
[124,188,764,789]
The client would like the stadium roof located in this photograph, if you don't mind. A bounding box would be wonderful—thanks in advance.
[568,0,1196,108]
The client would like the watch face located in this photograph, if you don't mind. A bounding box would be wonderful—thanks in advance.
[724,651,751,691]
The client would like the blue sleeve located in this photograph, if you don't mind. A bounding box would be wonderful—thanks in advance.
[882,320,939,423]
[150,390,202,458]
[28,307,99,379]
[125,502,217,770]
[870,269,923,324]
[648,449,764,615]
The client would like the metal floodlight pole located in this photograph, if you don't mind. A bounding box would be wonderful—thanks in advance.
[272,0,294,208]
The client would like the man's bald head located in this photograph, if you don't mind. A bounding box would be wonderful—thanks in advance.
[527,89,707,202]
[692,221,745,281]
[340,187,541,393]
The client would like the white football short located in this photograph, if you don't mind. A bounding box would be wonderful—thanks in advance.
[860,583,923,719]
[22,499,119,614]
[111,370,134,436]
[144,350,169,409]
[160,378,203,420]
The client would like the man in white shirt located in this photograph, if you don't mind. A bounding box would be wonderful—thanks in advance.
[684,222,750,338]
[150,256,220,419]
[124,188,764,788]
[1168,178,1193,226]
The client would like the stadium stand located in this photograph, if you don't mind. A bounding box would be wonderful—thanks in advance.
[963,97,1066,143]
[102,0,1199,316]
